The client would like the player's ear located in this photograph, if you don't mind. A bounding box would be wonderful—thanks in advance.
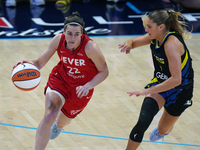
[63,26,67,33]
[159,24,165,31]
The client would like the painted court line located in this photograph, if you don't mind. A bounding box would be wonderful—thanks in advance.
[126,2,142,14]
[0,122,200,147]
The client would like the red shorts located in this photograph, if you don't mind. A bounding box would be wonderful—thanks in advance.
[44,72,94,118]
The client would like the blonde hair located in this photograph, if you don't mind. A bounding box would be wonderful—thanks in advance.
[142,9,192,40]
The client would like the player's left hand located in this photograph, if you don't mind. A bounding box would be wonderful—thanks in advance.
[127,89,149,97]
[118,44,131,54]
[76,85,90,98]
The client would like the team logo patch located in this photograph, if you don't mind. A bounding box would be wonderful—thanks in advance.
[70,109,82,115]
[184,100,192,106]
[77,52,83,56]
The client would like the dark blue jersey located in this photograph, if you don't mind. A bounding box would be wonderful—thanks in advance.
[148,32,194,89]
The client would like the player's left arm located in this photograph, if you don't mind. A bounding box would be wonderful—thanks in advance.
[128,36,184,96]
[76,40,109,98]
[150,36,183,91]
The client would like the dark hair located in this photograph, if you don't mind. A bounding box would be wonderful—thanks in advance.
[64,11,87,35]
[142,9,192,40]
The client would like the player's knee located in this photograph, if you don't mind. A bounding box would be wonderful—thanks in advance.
[129,97,159,142]
[46,92,63,111]
[48,100,60,111]
[46,97,62,111]
[44,101,62,123]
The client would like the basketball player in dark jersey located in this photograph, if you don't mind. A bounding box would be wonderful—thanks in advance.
[119,9,194,150]
[14,12,109,150]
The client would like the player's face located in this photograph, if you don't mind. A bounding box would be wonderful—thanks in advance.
[64,25,82,51]
[145,17,159,39]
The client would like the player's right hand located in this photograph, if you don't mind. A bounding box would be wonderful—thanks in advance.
[76,85,90,98]
[13,60,34,69]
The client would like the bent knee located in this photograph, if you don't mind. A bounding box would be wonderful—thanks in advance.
[146,94,165,109]
[48,101,61,110]
[44,102,62,123]
[46,92,63,110]
[46,97,63,111]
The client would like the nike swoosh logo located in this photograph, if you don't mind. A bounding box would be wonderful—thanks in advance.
[134,134,137,138]
[86,96,92,99]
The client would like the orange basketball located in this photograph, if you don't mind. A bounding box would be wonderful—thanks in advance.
[11,63,41,91]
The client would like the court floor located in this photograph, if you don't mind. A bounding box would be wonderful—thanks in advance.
[0,34,200,150]
[0,0,200,149]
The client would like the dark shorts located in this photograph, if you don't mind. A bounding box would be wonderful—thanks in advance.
[44,72,94,118]
[145,83,193,116]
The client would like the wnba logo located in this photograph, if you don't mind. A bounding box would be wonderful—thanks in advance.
[17,71,37,78]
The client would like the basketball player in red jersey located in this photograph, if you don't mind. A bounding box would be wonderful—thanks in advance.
[14,11,109,150]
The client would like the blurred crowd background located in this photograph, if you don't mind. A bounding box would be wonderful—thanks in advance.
[0,0,199,38]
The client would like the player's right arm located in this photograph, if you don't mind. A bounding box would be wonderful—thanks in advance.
[32,34,61,70]
[119,33,151,54]
[14,34,61,70]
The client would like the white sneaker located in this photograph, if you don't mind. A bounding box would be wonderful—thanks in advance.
[149,127,169,142]
[6,0,16,7]
[50,121,64,140]
[31,0,45,6]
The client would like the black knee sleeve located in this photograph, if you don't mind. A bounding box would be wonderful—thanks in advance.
[129,97,159,142]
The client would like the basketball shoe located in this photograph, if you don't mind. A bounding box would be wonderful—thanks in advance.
[149,127,169,141]
[50,121,64,139]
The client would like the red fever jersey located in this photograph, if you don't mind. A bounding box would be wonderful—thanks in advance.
[50,33,99,87]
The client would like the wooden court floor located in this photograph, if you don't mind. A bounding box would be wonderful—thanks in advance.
[0,35,200,150]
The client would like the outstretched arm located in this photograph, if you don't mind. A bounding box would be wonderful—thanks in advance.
[127,36,183,97]
[119,34,151,54]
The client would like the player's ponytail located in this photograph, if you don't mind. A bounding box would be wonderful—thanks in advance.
[142,9,192,40]
[167,9,191,40]
[64,11,87,35]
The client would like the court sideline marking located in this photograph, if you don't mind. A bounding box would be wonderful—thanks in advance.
[0,122,200,148]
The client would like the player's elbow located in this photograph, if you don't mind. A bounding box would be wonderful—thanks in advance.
[174,77,182,87]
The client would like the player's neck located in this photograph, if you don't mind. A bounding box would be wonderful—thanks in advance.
[67,45,79,51]
[157,31,169,46]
